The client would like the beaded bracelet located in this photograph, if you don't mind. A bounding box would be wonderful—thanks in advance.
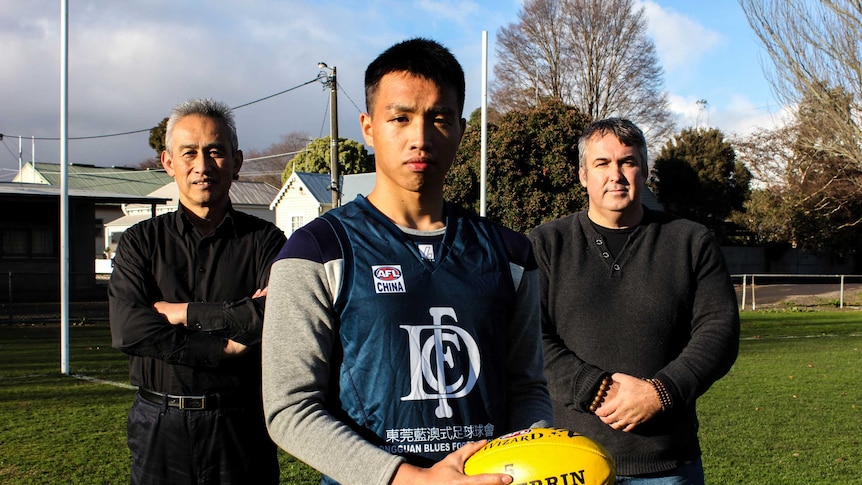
[588,375,612,413]
[645,378,673,412]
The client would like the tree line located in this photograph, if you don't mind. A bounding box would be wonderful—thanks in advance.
[140,0,861,260]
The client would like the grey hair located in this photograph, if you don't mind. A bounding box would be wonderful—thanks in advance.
[577,118,648,172]
[164,98,238,155]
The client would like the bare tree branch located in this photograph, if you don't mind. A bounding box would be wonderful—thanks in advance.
[740,0,862,165]
[492,0,674,146]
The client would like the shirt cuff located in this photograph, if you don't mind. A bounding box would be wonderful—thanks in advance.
[186,302,226,332]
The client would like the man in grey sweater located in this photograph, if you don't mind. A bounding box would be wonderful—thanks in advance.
[529,118,740,484]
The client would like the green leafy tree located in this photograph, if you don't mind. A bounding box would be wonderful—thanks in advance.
[445,109,485,213]
[134,117,170,169]
[653,127,751,227]
[446,100,591,233]
[732,188,792,246]
[281,136,373,184]
[148,117,169,156]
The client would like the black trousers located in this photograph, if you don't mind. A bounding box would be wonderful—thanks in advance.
[127,392,279,485]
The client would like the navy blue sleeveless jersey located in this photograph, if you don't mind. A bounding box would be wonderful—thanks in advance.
[278,196,536,466]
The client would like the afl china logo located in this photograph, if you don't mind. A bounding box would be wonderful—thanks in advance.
[372,265,406,293]
[374,266,402,280]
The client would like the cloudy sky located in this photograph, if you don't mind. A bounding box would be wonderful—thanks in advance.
[0,0,786,181]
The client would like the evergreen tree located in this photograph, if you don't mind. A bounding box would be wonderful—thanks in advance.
[653,128,751,226]
[446,100,591,233]
[281,136,373,183]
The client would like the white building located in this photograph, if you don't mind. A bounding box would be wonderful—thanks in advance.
[270,172,375,237]
[102,180,280,267]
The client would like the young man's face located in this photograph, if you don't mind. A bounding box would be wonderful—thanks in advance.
[360,71,465,198]
[579,132,645,228]
[161,114,241,218]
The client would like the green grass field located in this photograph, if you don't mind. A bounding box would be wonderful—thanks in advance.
[700,312,861,483]
[0,310,859,484]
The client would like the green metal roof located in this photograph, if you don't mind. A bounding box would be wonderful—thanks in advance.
[0,181,170,204]
[29,163,173,196]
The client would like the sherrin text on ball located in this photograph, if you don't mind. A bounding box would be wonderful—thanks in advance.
[463,427,615,485]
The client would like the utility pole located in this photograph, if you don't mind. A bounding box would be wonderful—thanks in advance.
[318,62,340,208]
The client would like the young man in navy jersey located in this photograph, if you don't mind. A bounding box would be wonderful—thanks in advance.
[262,38,552,485]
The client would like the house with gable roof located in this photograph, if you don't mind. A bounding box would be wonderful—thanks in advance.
[13,162,174,258]
[0,182,168,301]
[12,162,280,270]
[103,180,281,260]
[269,171,375,237]
[270,170,665,239]
[270,170,662,238]
[14,161,173,195]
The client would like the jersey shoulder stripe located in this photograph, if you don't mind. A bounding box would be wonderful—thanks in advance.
[274,217,343,264]
[493,222,537,272]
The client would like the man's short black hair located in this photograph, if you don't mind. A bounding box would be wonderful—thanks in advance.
[364,38,465,115]
[578,118,648,172]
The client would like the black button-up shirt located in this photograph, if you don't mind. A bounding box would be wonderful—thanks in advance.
[108,204,286,396]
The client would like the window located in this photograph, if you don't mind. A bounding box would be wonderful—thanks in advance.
[291,216,304,234]
[0,223,56,259]
[1,227,27,257]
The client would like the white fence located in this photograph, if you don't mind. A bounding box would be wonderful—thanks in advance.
[733,274,862,310]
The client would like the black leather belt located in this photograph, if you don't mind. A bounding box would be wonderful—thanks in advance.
[139,388,224,410]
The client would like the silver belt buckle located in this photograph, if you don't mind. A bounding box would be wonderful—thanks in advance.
[179,395,206,410]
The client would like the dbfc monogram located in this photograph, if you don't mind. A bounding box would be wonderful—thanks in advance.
[400,307,481,418]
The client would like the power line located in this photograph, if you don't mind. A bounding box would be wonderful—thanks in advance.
[318,94,330,139]
[0,137,20,161]
[0,76,325,142]
[231,76,324,110]
[338,82,364,114]
[244,149,307,162]
[315,80,363,139]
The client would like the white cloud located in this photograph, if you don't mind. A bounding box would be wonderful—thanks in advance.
[0,2,378,169]
[667,93,706,129]
[640,0,722,73]
[0,0,780,178]
[715,95,792,136]
[668,92,790,138]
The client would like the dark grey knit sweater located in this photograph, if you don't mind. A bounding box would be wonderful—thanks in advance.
[529,208,740,476]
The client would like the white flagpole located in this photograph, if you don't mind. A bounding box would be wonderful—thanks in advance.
[480,31,488,217]
[60,0,70,375]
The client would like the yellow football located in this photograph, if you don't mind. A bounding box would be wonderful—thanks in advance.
[464,427,615,485]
